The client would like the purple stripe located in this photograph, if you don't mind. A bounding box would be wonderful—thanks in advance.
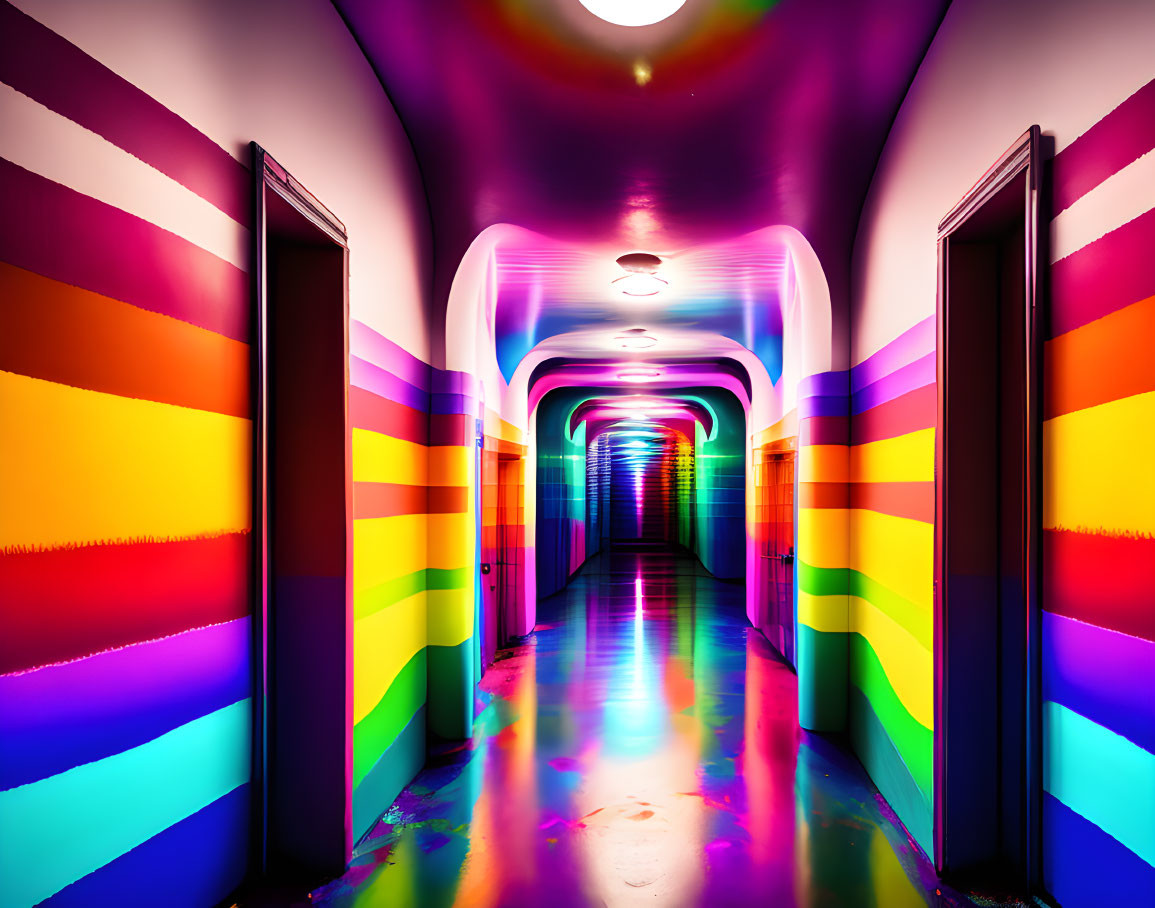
[798,395,847,419]
[1042,611,1155,755]
[851,316,935,392]
[797,370,848,399]
[431,392,477,416]
[350,320,431,391]
[1050,207,1155,339]
[432,369,479,397]
[0,3,250,225]
[0,159,249,341]
[0,619,251,788]
[1051,78,1155,216]
[852,353,936,414]
[350,356,429,412]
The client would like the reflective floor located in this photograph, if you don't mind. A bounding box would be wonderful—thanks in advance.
[309,548,979,907]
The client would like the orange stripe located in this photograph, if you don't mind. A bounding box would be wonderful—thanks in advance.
[1045,294,1155,418]
[0,262,249,418]
[799,482,848,509]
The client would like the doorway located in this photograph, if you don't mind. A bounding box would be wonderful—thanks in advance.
[481,450,524,670]
[253,145,351,879]
[935,127,1042,894]
[758,445,796,666]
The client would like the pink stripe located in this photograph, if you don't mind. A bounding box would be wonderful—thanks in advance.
[1,158,249,341]
[350,356,429,411]
[350,319,431,391]
[851,316,936,393]
[851,353,935,414]
[1049,207,1155,339]
[1051,78,1155,216]
[0,2,250,225]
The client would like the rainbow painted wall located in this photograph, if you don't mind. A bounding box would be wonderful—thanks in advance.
[0,7,253,903]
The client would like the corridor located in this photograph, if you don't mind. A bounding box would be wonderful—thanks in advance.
[307,549,973,908]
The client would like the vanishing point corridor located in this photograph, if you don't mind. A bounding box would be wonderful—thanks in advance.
[307,549,973,908]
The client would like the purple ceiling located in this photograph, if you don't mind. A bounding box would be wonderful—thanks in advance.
[335,0,948,353]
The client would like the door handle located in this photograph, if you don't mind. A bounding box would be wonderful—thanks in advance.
[779,554,794,565]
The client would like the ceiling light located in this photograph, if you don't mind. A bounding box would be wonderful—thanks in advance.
[615,333,658,349]
[618,369,661,383]
[577,0,687,27]
[612,273,667,297]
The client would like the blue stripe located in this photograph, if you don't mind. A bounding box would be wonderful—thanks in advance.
[1043,792,1155,907]
[43,785,250,907]
[353,705,426,839]
[0,619,251,788]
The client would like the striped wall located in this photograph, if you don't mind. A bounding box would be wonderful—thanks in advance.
[1039,79,1155,904]
[0,4,252,903]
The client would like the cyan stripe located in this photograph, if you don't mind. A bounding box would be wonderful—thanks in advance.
[0,699,251,906]
[1043,700,1155,866]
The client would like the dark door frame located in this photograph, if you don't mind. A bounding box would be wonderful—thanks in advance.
[251,143,350,875]
[934,126,1043,888]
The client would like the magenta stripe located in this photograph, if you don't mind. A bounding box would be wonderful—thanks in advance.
[1050,207,1155,339]
[350,355,429,411]
[350,320,432,391]
[0,3,249,226]
[1051,78,1155,216]
[432,368,480,398]
[852,353,935,414]
[1,159,249,341]
[851,316,935,392]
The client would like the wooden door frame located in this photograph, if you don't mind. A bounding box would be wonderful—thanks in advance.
[934,126,1042,886]
[251,142,350,875]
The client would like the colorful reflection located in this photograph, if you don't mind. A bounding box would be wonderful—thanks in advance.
[309,549,976,908]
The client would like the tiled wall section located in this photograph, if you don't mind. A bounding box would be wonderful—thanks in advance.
[1039,80,1155,903]
[0,6,252,903]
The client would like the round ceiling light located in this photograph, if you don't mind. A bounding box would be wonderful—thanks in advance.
[618,369,662,383]
[615,332,658,349]
[577,0,687,27]
[612,273,668,297]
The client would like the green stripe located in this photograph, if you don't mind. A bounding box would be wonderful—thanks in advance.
[849,634,932,802]
[0,700,250,906]
[428,639,474,740]
[353,707,425,839]
[353,649,427,788]
[797,625,847,731]
[849,686,933,857]
[354,567,471,621]
[800,562,930,650]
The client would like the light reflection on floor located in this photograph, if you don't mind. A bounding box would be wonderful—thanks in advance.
[309,548,979,907]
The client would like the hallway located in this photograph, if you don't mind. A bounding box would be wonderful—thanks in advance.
[307,549,972,908]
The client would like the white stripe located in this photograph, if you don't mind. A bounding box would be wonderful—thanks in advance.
[1050,149,1155,264]
[0,81,248,271]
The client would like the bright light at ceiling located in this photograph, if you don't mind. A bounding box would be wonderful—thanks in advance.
[618,369,662,383]
[577,0,687,27]
[615,333,658,349]
[612,273,668,297]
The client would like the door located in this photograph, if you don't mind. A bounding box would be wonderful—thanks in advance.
[759,448,795,664]
[496,457,522,648]
[935,126,1042,895]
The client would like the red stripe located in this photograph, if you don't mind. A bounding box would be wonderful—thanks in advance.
[0,159,249,341]
[352,483,468,518]
[799,482,848,509]
[1049,207,1155,339]
[430,413,474,446]
[0,533,251,674]
[1051,79,1155,216]
[0,3,250,225]
[1042,528,1155,642]
[349,386,427,444]
[801,415,848,446]
[849,482,934,523]
[851,384,936,445]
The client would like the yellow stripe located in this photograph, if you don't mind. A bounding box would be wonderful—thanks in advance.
[353,591,427,724]
[850,428,934,483]
[850,596,932,729]
[428,512,472,570]
[483,408,524,445]
[848,508,933,610]
[1043,391,1155,534]
[353,515,427,591]
[798,507,849,570]
[798,591,848,633]
[352,429,427,485]
[0,371,249,549]
[799,444,849,483]
[428,446,469,486]
[427,588,473,647]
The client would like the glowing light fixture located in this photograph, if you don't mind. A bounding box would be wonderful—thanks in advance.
[578,0,687,27]
[612,273,668,297]
[618,369,662,383]
[615,332,658,349]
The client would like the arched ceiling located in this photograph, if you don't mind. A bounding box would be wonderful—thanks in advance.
[336,0,948,366]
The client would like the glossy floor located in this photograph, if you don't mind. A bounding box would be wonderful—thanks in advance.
[310,548,978,907]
